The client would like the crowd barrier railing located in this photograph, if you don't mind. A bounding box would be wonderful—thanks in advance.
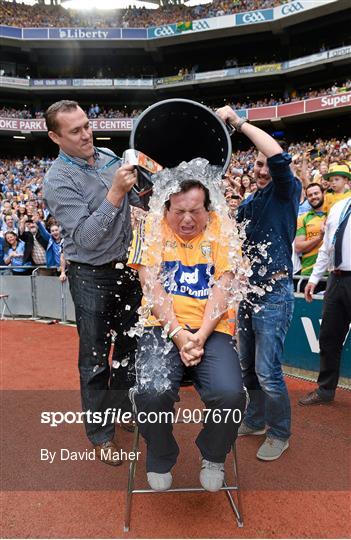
[1,269,350,383]
[0,265,75,322]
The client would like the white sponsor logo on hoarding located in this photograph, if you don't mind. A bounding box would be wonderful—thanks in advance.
[114,78,153,87]
[73,79,113,87]
[59,28,108,39]
[192,20,211,31]
[0,119,45,130]
[195,69,227,80]
[90,119,133,130]
[321,93,351,108]
[281,1,304,15]
[242,11,266,23]
[0,76,29,86]
[288,51,327,68]
[329,46,351,58]
[153,25,176,37]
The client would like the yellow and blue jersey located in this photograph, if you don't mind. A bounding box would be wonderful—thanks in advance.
[128,212,232,335]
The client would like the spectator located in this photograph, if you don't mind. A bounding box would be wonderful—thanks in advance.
[322,164,351,213]
[227,193,242,218]
[299,197,351,405]
[298,188,312,216]
[19,217,49,274]
[295,183,327,292]
[0,235,7,273]
[1,214,19,236]
[239,174,253,199]
[16,204,28,220]
[250,179,258,193]
[3,230,32,275]
[36,218,66,280]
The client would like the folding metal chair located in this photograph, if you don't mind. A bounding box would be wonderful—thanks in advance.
[124,384,244,531]
[0,294,15,320]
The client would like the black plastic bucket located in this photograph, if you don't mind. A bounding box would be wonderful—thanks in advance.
[130,98,232,172]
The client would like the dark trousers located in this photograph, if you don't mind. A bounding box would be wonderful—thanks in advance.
[317,273,351,399]
[68,261,142,445]
[133,328,246,473]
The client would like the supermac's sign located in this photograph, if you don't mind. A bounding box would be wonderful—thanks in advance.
[236,8,273,25]
[306,92,351,112]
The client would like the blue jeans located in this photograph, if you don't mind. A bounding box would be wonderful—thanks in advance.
[238,278,294,441]
[68,261,142,445]
[133,328,246,473]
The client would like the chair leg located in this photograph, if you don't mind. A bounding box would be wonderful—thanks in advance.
[124,424,140,532]
[224,442,244,527]
[1,298,14,320]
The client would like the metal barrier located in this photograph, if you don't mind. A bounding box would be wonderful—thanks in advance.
[0,266,76,323]
[1,269,349,381]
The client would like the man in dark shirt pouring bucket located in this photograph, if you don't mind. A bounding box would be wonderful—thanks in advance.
[217,106,301,461]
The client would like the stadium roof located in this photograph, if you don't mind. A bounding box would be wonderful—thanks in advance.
[1,0,211,8]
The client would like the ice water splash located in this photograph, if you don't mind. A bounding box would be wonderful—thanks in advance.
[130,157,267,393]
[135,329,174,393]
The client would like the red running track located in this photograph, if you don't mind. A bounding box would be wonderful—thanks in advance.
[1,320,350,538]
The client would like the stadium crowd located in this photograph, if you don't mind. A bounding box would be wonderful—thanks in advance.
[1,79,350,121]
[1,137,350,278]
[0,105,143,120]
[0,0,284,29]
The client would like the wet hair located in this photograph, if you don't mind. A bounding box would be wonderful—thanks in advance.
[165,180,211,211]
[44,100,79,134]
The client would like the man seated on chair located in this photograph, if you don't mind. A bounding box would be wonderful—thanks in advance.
[127,178,246,492]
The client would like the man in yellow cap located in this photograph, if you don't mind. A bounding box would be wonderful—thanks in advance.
[322,163,351,213]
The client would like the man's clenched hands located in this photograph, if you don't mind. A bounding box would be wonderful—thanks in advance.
[107,164,137,208]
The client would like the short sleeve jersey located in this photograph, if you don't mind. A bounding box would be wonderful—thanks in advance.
[296,210,326,275]
[322,190,351,214]
[128,211,232,334]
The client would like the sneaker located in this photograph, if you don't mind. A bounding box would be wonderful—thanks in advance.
[147,471,172,491]
[199,459,225,492]
[256,436,289,461]
[238,422,266,436]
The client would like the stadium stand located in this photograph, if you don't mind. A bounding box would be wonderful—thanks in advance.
[1,4,350,539]
[0,0,284,28]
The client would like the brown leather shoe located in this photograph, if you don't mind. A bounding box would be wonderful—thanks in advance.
[94,440,123,466]
[298,390,333,406]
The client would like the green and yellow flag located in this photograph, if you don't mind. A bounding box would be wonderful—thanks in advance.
[176,21,193,32]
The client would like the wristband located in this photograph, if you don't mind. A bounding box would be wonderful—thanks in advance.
[168,325,183,341]
[233,118,248,133]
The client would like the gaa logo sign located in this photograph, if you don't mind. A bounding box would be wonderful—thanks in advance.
[152,25,176,37]
[242,11,266,23]
[236,9,273,25]
[193,20,211,31]
[281,2,304,15]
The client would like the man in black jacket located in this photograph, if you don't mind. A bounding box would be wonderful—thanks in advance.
[19,217,50,273]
